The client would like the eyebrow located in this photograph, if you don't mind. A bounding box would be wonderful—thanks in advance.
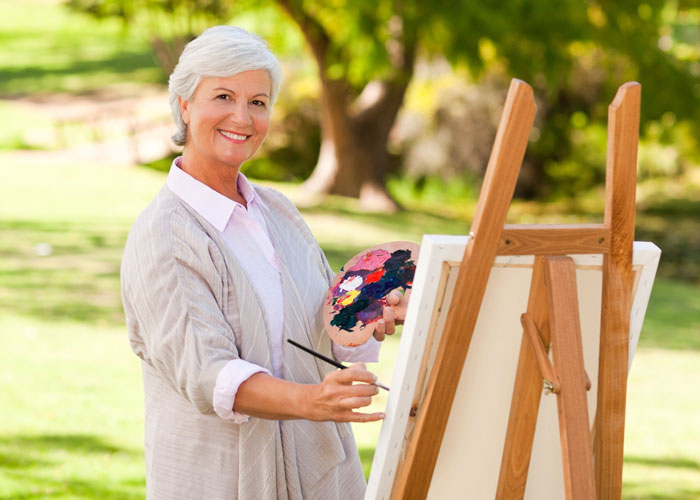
[213,87,270,99]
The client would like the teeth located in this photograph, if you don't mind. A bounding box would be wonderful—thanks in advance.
[220,130,247,140]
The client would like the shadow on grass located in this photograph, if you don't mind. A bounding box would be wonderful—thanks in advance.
[623,482,700,500]
[0,434,144,499]
[0,219,128,326]
[625,455,700,471]
[3,478,145,500]
[0,434,138,468]
[0,50,160,97]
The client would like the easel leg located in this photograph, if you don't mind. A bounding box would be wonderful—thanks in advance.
[546,257,596,500]
[497,256,550,499]
[595,81,640,499]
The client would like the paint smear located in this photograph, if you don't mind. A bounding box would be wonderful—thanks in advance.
[347,249,391,272]
[339,289,361,306]
[339,275,364,292]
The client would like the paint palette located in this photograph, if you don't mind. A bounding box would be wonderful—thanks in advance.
[323,241,420,347]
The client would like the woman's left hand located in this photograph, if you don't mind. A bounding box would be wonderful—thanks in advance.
[373,289,411,342]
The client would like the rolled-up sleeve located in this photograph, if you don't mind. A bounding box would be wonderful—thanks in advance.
[213,359,270,422]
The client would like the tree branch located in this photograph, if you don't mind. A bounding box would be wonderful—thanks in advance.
[275,0,331,73]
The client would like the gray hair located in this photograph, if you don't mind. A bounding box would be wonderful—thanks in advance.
[168,25,283,146]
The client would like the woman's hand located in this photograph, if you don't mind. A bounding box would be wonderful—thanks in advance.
[304,363,385,423]
[373,289,411,342]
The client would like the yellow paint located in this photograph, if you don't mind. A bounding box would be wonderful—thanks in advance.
[340,289,361,306]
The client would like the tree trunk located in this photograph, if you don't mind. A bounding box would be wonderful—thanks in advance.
[275,1,415,211]
[302,79,408,212]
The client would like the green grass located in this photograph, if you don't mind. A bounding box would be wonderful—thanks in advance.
[1,158,698,498]
[0,1,162,96]
[0,317,145,499]
[0,0,166,151]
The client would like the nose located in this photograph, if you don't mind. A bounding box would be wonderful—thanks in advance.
[229,100,252,126]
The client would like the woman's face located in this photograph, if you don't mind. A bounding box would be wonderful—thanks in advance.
[179,70,271,171]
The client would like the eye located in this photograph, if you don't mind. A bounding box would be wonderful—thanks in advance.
[251,99,268,108]
[216,94,231,101]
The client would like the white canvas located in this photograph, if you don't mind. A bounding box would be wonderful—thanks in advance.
[366,235,661,500]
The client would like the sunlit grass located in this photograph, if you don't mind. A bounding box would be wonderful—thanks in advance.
[0,1,161,96]
[0,316,145,499]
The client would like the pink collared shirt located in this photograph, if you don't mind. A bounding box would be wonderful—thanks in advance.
[166,158,380,422]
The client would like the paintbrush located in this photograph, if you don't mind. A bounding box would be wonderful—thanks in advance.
[286,339,390,391]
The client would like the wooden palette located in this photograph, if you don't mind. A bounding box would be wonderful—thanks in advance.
[323,241,420,347]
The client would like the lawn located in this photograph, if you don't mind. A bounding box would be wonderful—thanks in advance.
[0,158,698,498]
[0,1,161,97]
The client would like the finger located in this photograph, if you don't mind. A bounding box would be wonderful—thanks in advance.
[353,411,385,422]
[347,383,380,397]
[374,320,386,342]
[392,289,410,322]
[386,289,403,306]
[343,410,385,423]
[382,306,396,336]
[338,395,374,410]
[337,365,377,385]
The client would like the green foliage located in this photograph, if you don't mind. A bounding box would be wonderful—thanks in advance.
[406,1,700,196]
[280,0,420,89]
[276,0,700,196]
[66,0,237,74]
[244,95,321,181]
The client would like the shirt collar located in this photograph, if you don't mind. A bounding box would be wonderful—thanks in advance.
[166,156,258,232]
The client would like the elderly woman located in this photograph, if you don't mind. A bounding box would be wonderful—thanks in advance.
[120,25,404,500]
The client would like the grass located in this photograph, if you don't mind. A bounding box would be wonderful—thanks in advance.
[0,1,161,97]
[1,158,699,498]
[0,0,165,151]
[0,317,145,499]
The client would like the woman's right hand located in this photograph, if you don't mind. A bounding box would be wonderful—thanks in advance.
[304,363,385,423]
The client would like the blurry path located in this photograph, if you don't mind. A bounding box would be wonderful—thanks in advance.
[2,87,178,167]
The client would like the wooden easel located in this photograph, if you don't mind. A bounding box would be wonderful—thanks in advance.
[389,79,640,499]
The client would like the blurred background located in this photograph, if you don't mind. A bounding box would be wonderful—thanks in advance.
[0,0,698,498]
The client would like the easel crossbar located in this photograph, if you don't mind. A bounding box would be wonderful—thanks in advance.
[498,224,610,256]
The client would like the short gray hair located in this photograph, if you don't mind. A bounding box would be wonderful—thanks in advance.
[168,25,284,146]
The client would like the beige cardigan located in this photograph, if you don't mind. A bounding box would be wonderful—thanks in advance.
[121,184,366,500]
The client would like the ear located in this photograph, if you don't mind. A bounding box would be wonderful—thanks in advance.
[178,96,190,125]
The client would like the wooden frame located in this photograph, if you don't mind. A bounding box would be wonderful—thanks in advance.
[365,80,647,499]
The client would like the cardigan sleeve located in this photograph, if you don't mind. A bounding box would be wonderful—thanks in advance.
[121,205,239,414]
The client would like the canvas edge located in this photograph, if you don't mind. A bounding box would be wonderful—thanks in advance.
[365,234,469,500]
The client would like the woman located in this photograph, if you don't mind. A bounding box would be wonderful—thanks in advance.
[120,25,405,500]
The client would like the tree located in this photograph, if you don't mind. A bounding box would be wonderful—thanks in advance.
[273,0,419,210]
[68,0,700,205]
[272,0,699,206]
[66,0,236,74]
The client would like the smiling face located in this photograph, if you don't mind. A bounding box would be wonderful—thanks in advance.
[179,70,271,175]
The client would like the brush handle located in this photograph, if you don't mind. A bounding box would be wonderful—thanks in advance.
[286,339,390,391]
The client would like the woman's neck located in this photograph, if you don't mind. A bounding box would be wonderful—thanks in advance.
[179,150,247,207]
